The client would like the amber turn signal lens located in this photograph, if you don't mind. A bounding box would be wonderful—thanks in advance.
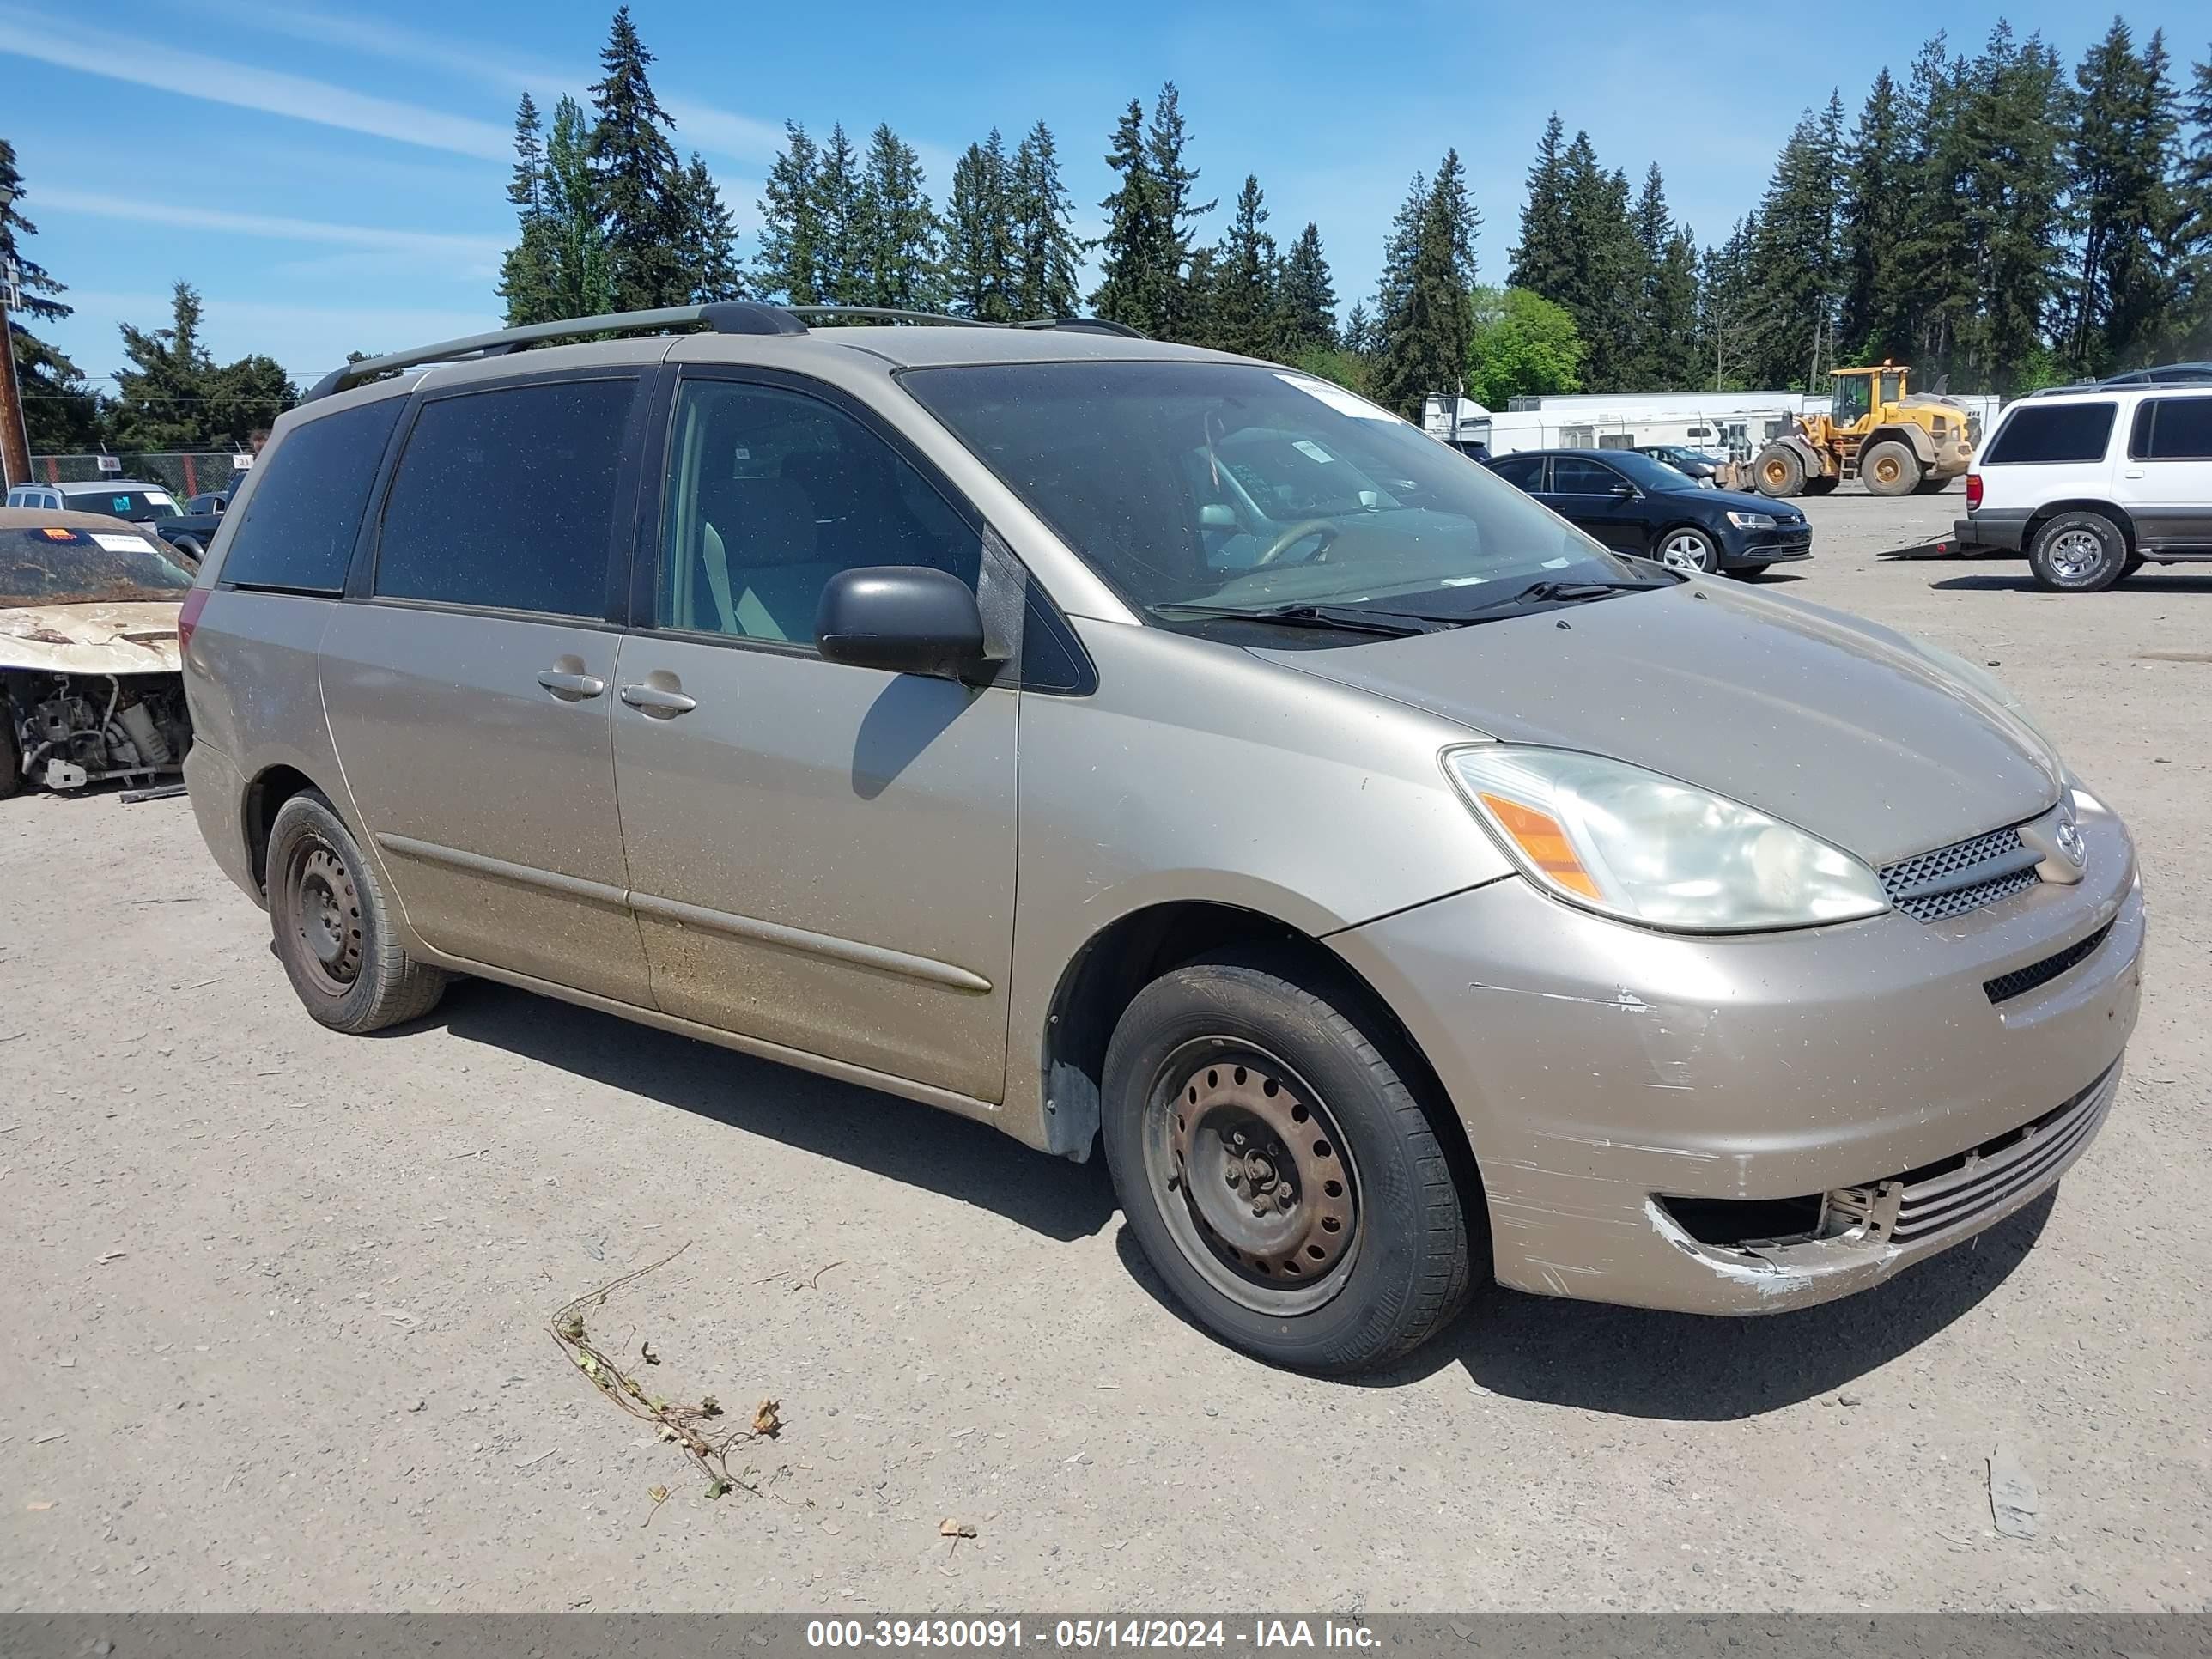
[1476,792,1601,901]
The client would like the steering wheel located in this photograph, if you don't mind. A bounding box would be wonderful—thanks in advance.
[1253,518,1342,567]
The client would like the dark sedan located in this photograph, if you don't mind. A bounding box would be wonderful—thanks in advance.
[1485,448,1812,576]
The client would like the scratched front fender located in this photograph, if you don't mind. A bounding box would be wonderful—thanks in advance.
[1327,808,2142,1314]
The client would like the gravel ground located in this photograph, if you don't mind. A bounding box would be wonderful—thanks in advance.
[3,489,2207,1613]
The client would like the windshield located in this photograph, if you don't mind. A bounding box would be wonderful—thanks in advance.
[902,361,1654,629]
[1831,375,1872,425]
[66,487,180,521]
[1,527,195,606]
[1589,449,1702,492]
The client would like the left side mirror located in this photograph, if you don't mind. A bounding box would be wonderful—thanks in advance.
[815,566,988,681]
[1609,482,1637,499]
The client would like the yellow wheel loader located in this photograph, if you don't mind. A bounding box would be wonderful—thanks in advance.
[1753,365,1979,499]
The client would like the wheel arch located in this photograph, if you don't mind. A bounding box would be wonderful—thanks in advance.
[244,763,329,892]
[1037,901,1479,1202]
[1867,422,1936,464]
[2026,499,2136,551]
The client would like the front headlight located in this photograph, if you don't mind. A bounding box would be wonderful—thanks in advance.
[1725,510,1778,529]
[1444,747,1890,932]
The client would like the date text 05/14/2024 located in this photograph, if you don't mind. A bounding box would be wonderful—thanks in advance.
[805,1619,1382,1650]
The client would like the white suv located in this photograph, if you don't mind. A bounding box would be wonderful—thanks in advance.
[1957,383,2212,591]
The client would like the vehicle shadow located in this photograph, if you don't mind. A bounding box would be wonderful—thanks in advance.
[1116,1190,2053,1419]
[415,976,1118,1244]
[1931,571,2212,594]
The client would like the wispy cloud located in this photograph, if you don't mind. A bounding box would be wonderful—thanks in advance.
[195,0,827,172]
[37,191,504,276]
[0,7,509,159]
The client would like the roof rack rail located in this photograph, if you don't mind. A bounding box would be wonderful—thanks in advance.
[305,301,1147,401]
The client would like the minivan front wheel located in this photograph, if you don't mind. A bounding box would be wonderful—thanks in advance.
[1102,951,1475,1373]
[268,791,448,1033]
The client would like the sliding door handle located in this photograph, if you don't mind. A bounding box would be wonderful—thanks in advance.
[619,682,698,716]
[536,669,605,700]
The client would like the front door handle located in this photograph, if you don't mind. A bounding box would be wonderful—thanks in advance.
[619,682,698,716]
[536,669,605,700]
[2123,468,2146,478]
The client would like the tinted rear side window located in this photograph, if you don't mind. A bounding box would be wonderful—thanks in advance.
[375,379,635,617]
[2133,398,2212,461]
[222,397,406,592]
[1984,402,2116,465]
[1487,455,1543,489]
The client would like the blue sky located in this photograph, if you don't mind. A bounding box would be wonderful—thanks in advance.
[7,1,2208,391]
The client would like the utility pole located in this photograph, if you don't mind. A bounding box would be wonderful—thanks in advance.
[0,180,33,490]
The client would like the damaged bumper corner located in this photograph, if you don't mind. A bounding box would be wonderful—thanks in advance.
[1328,805,2143,1317]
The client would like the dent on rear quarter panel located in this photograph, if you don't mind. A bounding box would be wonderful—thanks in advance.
[1000,618,1515,1152]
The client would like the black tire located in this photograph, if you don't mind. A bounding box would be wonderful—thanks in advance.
[267,791,448,1033]
[1912,476,1952,495]
[2027,510,2130,593]
[1801,477,1838,496]
[2121,554,2148,580]
[1860,439,1922,497]
[167,536,206,567]
[1754,445,1805,498]
[1101,949,1478,1374]
[0,695,20,799]
[1654,524,1721,574]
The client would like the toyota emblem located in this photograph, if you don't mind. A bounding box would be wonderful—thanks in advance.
[2055,811,2087,867]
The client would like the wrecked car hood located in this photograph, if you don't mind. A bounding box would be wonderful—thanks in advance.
[1258,579,2061,867]
[0,601,183,675]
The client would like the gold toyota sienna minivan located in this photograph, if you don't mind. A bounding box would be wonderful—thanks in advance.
[179,304,2144,1373]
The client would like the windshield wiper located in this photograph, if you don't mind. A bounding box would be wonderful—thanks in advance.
[1457,576,1662,613]
[1150,600,1441,637]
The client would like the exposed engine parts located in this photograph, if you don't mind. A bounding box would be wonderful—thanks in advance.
[3,671,191,793]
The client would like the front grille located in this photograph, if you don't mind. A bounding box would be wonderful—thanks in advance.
[1886,1068,2115,1244]
[1984,921,2114,1005]
[1880,827,2043,922]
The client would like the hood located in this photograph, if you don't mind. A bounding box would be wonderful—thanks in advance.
[0,601,183,675]
[1694,484,1801,519]
[1258,580,2060,867]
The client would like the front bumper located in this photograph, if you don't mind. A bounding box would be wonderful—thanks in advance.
[1720,524,1812,568]
[1328,798,2142,1316]
[1955,509,2031,552]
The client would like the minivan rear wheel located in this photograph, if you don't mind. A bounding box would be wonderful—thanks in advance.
[1101,951,1475,1373]
[267,791,448,1033]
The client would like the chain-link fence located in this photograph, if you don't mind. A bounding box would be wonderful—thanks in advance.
[26,450,254,498]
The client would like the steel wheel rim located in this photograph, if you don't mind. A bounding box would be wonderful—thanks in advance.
[1761,459,1790,488]
[290,842,363,998]
[1871,453,1901,485]
[1660,532,1713,572]
[1140,1038,1360,1315]
[2049,529,2102,581]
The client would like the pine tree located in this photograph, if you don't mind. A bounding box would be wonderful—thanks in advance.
[1962,25,2069,388]
[677,154,744,302]
[854,125,942,311]
[544,95,615,319]
[2066,19,2180,373]
[1696,216,1759,391]
[1508,114,1574,299]
[1008,122,1081,319]
[1891,34,1978,373]
[1375,169,1427,331]
[1209,174,1279,358]
[945,131,1015,320]
[754,122,823,304]
[0,137,104,452]
[497,92,562,324]
[1276,222,1339,353]
[811,124,866,306]
[109,283,218,451]
[2176,46,2212,353]
[1626,164,1698,389]
[1373,151,1478,416]
[1838,68,1908,361]
[1340,301,1376,356]
[1145,83,1216,343]
[1090,99,1172,333]
[587,6,687,312]
[1554,135,1640,389]
[1742,94,1845,389]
